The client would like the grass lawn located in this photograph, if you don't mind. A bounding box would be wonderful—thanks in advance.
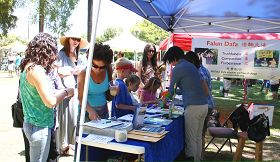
[203,80,280,161]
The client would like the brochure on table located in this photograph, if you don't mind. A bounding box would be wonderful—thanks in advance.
[83,119,123,129]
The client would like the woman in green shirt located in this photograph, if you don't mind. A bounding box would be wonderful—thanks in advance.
[20,33,74,162]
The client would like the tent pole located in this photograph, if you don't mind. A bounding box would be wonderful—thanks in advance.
[134,50,137,68]
[163,31,172,90]
[75,0,102,161]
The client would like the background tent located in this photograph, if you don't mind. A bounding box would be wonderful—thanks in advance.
[103,32,148,52]
[159,33,280,51]
[0,41,27,52]
[104,32,149,66]
[111,0,280,33]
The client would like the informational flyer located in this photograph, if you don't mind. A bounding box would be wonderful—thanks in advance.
[192,38,280,79]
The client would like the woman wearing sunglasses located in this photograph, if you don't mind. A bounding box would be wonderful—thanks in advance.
[56,34,88,155]
[77,43,114,121]
[137,43,158,96]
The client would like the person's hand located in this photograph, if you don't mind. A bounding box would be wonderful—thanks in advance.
[65,88,74,98]
[88,109,100,121]
[71,67,82,75]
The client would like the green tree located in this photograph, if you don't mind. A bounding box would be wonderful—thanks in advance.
[15,0,78,35]
[0,34,27,47]
[131,19,168,45]
[96,27,123,43]
[35,0,79,35]
[45,0,79,35]
[0,0,18,37]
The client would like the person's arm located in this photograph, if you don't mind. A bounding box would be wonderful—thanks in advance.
[136,63,144,88]
[168,68,180,98]
[27,66,74,108]
[201,79,210,97]
[77,70,100,120]
[139,90,158,105]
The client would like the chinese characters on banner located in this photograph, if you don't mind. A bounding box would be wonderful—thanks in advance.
[192,38,280,79]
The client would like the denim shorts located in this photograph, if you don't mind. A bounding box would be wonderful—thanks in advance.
[23,122,51,162]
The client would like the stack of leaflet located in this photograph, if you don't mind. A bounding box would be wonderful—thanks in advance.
[134,124,165,134]
[144,117,172,126]
[83,119,133,137]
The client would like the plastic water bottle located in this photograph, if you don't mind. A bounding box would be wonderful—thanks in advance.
[168,100,174,119]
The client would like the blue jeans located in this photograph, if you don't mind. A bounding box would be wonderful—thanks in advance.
[23,122,51,162]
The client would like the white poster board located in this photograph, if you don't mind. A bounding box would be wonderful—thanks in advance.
[192,38,280,79]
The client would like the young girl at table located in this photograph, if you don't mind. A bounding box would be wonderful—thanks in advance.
[140,77,161,105]
[125,74,141,106]
[111,58,138,118]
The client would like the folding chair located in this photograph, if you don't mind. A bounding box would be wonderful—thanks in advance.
[204,104,249,154]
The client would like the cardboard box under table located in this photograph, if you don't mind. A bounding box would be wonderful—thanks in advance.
[79,116,184,161]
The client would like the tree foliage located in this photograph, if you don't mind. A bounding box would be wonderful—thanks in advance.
[28,0,79,35]
[2,0,79,36]
[44,0,79,35]
[131,19,168,45]
[0,35,27,47]
[0,0,18,37]
[96,27,123,43]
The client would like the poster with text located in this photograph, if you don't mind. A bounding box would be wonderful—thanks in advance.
[192,38,280,79]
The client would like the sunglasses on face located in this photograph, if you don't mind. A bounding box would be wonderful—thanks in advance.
[70,37,81,42]
[148,49,155,53]
[92,63,106,70]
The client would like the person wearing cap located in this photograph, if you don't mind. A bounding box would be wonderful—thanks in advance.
[19,33,74,162]
[77,43,114,121]
[111,57,138,118]
[56,34,88,155]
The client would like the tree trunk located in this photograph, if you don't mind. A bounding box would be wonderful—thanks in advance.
[39,0,45,32]
[87,0,93,42]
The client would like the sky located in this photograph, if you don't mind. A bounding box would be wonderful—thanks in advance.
[10,0,143,40]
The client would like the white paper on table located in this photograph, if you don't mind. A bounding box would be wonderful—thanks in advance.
[118,114,134,122]
[146,107,164,114]
[83,134,114,144]
[83,119,123,129]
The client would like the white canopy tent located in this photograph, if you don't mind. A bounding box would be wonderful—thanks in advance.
[0,41,27,52]
[104,32,147,52]
[104,32,148,66]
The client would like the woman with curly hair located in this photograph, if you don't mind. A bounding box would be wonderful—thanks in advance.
[19,33,74,162]
[77,43,114,121]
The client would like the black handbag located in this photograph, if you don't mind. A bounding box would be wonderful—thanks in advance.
[247,113,270,142]
[11,100,24,128]
[11,81,24,128]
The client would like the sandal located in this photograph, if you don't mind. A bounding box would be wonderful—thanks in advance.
[60,146,69,156]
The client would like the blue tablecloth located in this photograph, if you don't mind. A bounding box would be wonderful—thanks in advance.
[79,116,184,161]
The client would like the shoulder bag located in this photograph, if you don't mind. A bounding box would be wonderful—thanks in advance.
[11,82,24,128]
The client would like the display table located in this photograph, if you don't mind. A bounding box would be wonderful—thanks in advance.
[79,116,184,161]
